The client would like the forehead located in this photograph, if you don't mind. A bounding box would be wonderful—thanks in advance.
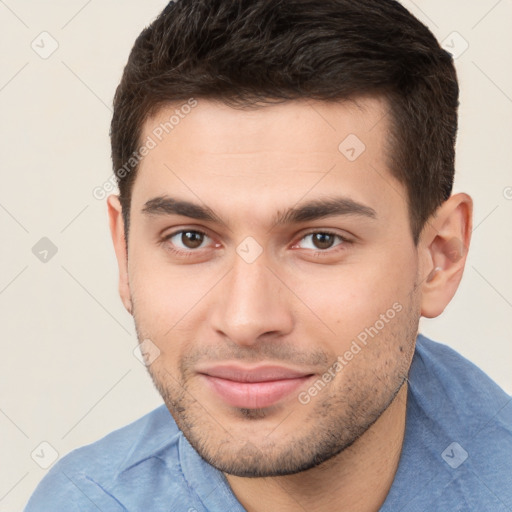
[131,97,406,229]
[142,96,387,154]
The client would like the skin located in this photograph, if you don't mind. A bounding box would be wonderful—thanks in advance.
[108,97,472,512]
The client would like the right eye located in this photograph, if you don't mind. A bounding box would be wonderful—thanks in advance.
[163,230,212,251]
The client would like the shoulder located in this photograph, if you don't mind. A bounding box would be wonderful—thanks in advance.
[409,334,512,509]
[381,335,512,511]
[24,404,184,511]
[413,334,511,411]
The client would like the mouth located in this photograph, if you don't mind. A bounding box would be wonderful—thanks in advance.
[197,365,315,409]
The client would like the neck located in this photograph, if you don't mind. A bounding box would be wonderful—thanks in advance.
[225,381,408,512]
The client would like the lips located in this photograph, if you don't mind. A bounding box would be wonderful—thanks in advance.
[197,365,314,409]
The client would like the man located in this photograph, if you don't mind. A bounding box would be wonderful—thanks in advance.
[25,0,512,510]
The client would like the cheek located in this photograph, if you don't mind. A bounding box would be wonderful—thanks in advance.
[128,244,213,326]
[290,250,417,346]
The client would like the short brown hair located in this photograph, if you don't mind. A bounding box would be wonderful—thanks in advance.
[110,0,458,243]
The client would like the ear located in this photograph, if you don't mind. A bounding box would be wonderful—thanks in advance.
[419,193,473,318]
[107,194,133,315]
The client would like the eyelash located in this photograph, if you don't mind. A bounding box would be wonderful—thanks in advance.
[294,231,351,253]
[161,229,212,258]
[160,229,352,257]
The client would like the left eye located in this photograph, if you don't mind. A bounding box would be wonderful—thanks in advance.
[297,232,345,250]
[166,230,211,250]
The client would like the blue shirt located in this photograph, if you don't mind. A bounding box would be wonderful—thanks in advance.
[24,335,512,511]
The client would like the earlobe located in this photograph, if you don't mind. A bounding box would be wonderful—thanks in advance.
[419,193,473,318]
[107,194,133,316]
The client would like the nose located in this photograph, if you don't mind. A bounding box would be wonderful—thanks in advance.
[210,253,294,347]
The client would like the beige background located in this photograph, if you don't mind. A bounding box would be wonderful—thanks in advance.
[0,1,511,510]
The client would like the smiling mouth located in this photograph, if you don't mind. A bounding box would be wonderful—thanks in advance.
[197,365,315,409]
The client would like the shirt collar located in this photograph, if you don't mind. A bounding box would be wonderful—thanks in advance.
[116,404,179,474]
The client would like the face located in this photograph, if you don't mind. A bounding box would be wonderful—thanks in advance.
[122,98,421,477]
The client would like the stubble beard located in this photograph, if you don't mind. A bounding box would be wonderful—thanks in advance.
[133,292,419,478]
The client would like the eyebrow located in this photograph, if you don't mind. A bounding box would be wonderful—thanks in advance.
[142,196,225,225]
[141,195,377,227]
[274,197,377,225]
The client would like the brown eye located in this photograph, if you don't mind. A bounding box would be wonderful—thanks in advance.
[312,233,336,249]
[296,232,345,251]
[167,230,209,250]
[182,231,204,248]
